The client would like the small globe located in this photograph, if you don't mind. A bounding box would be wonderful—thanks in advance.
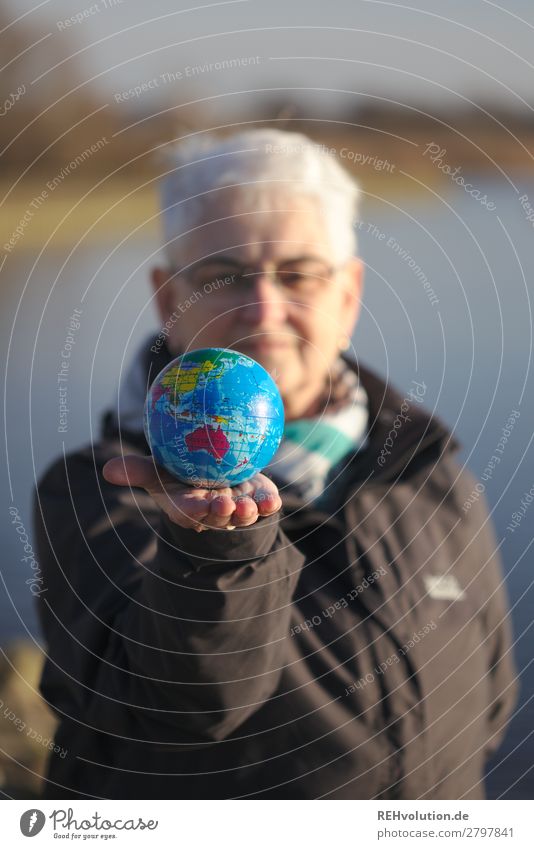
[143,347,285,487]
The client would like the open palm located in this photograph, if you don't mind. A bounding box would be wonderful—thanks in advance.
[102,454,282,532]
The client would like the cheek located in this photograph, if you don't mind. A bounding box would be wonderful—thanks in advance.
[298,307,340,354]
[185,308,238,347]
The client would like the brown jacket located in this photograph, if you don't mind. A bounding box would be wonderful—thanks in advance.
[34,343,519,799]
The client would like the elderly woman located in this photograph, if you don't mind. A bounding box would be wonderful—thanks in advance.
[35,129,518,800]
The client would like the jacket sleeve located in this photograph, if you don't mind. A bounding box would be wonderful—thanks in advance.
[33,442,305,748]
[464,483,520,760]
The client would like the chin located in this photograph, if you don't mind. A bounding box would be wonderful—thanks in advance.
[270,368,300,395]
[241,345,293,368]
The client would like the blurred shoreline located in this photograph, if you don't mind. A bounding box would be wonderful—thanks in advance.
[3,96,534,250]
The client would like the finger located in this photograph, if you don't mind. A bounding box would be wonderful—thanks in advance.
[103,455,168,490]
[201,493,237,529]
[162,493,210,528]
[232,495,259,526]
[254,489,282,516]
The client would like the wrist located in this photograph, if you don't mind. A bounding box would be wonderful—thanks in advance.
[157,510,280,572]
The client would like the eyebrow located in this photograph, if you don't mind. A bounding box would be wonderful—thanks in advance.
[188,253,330,269]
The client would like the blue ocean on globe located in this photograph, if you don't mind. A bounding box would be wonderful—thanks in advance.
[143,347,285,487]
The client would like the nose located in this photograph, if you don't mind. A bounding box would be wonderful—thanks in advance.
[237,271,289,325]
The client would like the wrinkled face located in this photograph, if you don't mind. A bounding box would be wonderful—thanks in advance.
[151,189,363,417]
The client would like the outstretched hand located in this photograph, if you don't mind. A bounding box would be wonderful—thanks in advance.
[102,455,282,532]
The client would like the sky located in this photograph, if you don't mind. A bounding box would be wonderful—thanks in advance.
[3,0,534,117]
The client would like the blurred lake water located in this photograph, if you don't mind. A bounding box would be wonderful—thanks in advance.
[1,178,533,797]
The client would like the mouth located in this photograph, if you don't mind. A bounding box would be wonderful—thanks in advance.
[238,339,295,351]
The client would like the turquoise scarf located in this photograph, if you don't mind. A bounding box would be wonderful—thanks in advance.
[263,357,369,506]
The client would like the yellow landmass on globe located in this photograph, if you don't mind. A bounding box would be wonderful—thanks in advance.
[161,360,222,395]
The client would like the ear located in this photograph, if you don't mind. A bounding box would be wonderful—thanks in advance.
[340,256,364,335]
[150,266,177,325]
[150,266,184,354]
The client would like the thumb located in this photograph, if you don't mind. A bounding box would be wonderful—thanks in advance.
[102,455,160,489]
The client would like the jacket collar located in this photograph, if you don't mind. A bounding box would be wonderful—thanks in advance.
[101,337,460,489]
[340,354,460,486]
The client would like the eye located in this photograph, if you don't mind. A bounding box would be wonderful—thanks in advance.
[278,262,331,288]
[277,269,304,286]
[190,265,241,287]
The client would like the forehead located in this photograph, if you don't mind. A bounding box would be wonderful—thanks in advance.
[179,188,332,264]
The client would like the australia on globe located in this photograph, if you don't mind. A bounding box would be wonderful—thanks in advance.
[143,347,285,487]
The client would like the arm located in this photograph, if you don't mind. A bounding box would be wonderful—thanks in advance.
[33,443,305,748]
[463,482,520,759]
[480,547,520,760]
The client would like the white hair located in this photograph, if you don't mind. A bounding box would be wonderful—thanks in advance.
[157,129,360,266]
